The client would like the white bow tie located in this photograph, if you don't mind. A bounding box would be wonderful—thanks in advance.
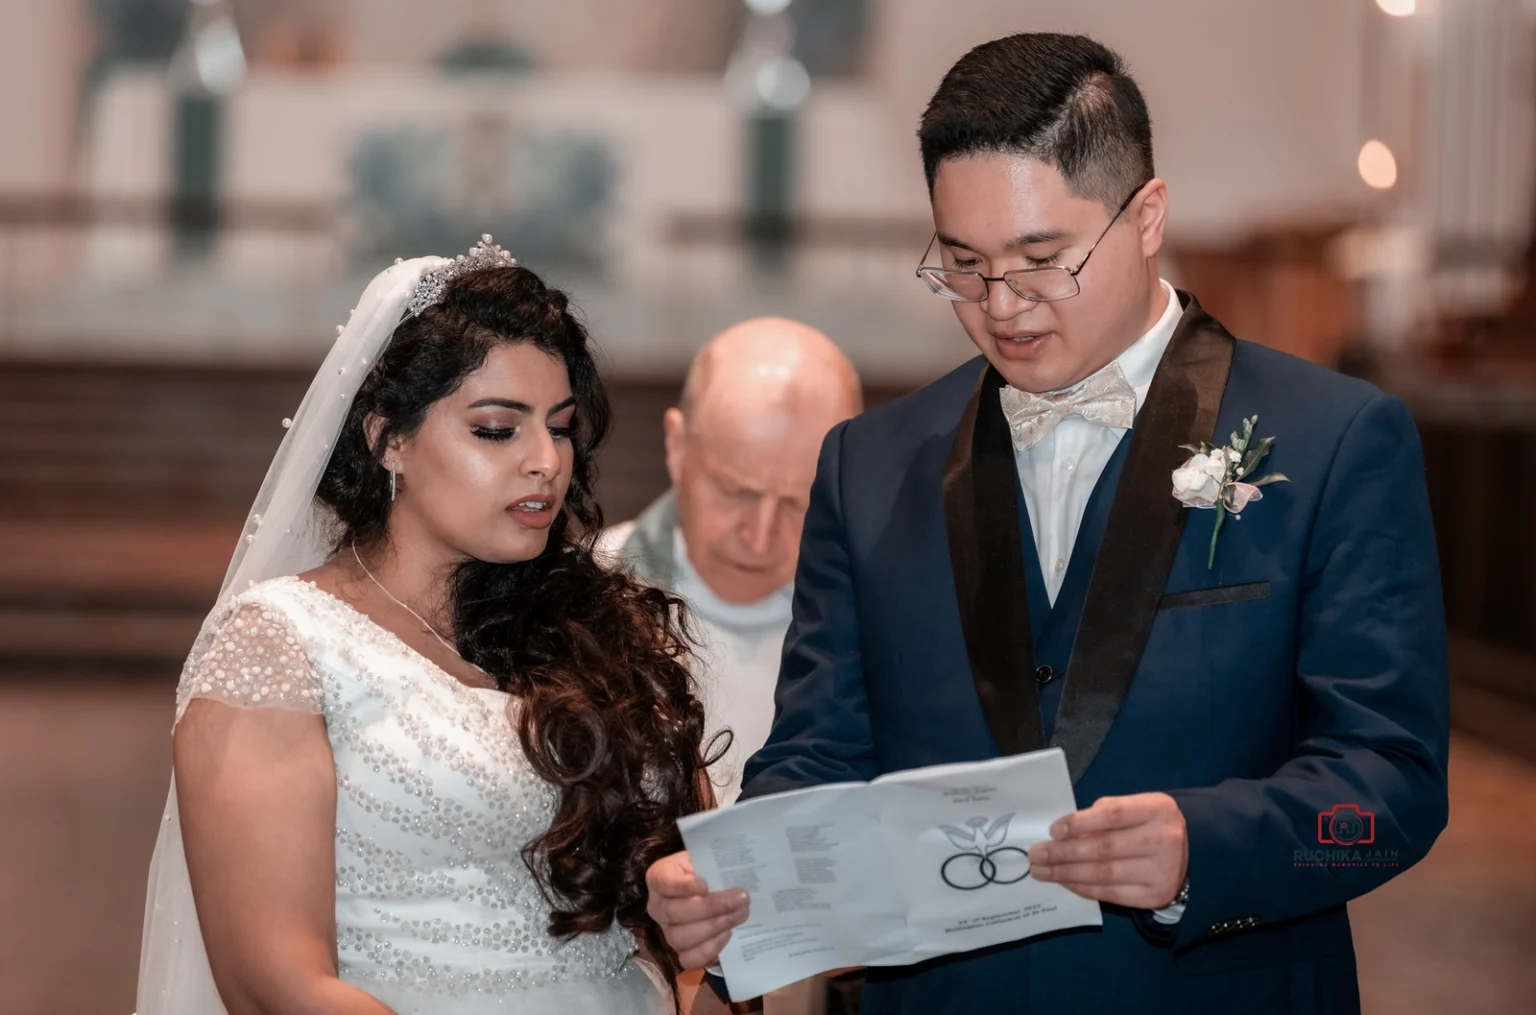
[999,362,1137,452]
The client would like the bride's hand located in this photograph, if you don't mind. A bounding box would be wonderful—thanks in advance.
[645,851,750,969]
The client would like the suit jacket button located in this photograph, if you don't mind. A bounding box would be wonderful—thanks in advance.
[1035,665,1054,686]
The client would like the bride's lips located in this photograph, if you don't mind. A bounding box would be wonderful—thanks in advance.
[991,331,1053,361]
[506,495,556,529]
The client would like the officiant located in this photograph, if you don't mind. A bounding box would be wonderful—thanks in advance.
[646,32,1450,1015]
[598,317,862,806]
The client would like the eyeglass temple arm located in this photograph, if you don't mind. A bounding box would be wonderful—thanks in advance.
[1070,182,1147,277]
[916,232,939,272]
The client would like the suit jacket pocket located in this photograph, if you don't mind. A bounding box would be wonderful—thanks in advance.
[1158,581,1270,611]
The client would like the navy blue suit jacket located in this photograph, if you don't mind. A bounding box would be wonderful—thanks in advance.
[738,294,1449,1014]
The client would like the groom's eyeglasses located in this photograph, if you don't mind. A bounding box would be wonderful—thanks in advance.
[915,181,1148,304]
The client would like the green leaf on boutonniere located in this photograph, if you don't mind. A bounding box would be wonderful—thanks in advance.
[1239,435,1275,477]
[1250,472,1289,487]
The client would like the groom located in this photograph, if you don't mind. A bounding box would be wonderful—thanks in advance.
[647,32,1449,1014]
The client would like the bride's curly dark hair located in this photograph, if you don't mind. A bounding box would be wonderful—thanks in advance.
[315,263,722,998]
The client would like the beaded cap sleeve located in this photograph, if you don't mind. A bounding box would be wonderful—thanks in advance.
[175,587,324,724]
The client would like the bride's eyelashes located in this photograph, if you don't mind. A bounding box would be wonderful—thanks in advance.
[469,421,577,442]
[546,409,578,442]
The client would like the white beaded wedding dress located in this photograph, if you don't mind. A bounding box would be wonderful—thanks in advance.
[146,576,669,1015]
[136,249,671,1014]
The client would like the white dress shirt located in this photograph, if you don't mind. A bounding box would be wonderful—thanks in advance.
[1013,279,1181,606]
[1010,279,1188,925]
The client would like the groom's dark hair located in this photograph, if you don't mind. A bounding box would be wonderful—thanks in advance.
[919,33,1154,209]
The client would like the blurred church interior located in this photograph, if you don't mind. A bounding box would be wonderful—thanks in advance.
[1,1,1534,1011]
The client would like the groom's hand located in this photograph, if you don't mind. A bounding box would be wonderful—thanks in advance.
[1028,792,1188,910]
[645,851,751,969]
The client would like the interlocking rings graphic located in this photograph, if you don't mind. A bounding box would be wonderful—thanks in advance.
[941,846,1030,890]
[937,814,1029,891]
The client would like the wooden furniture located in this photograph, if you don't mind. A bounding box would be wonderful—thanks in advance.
[1171,225,1359,368]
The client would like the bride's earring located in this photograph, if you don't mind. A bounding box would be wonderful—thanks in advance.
[389,467,397,503]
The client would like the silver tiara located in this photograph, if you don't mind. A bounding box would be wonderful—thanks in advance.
[404,234,518,319]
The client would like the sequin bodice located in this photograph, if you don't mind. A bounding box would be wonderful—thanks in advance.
[176,577,666,1014]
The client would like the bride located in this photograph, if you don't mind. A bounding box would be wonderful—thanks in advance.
[136,239,723,1014]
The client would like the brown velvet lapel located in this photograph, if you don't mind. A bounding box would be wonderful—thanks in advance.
[1048,293,1234,782]
[943,363,1045,756]
[941,292,1235,778]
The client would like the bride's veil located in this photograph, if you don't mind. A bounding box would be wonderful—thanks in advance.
[135,255,445,1015]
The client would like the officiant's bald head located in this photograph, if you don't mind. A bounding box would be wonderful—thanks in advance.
[677,319,860,422]
[664,318,861,604]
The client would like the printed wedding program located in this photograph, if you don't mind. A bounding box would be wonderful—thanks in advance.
[677,747,1103,1000]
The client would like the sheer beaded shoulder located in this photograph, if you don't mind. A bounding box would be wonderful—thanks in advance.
[176,592,323,723]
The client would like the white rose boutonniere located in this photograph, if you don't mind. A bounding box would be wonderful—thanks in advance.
[1173,416,1289,569]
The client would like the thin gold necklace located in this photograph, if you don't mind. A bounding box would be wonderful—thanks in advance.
[350,542,461,660]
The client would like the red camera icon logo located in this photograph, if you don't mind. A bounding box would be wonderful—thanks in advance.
[1317,803,1375,846]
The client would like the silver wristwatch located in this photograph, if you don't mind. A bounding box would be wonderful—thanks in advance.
[1170,879,1190,907]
